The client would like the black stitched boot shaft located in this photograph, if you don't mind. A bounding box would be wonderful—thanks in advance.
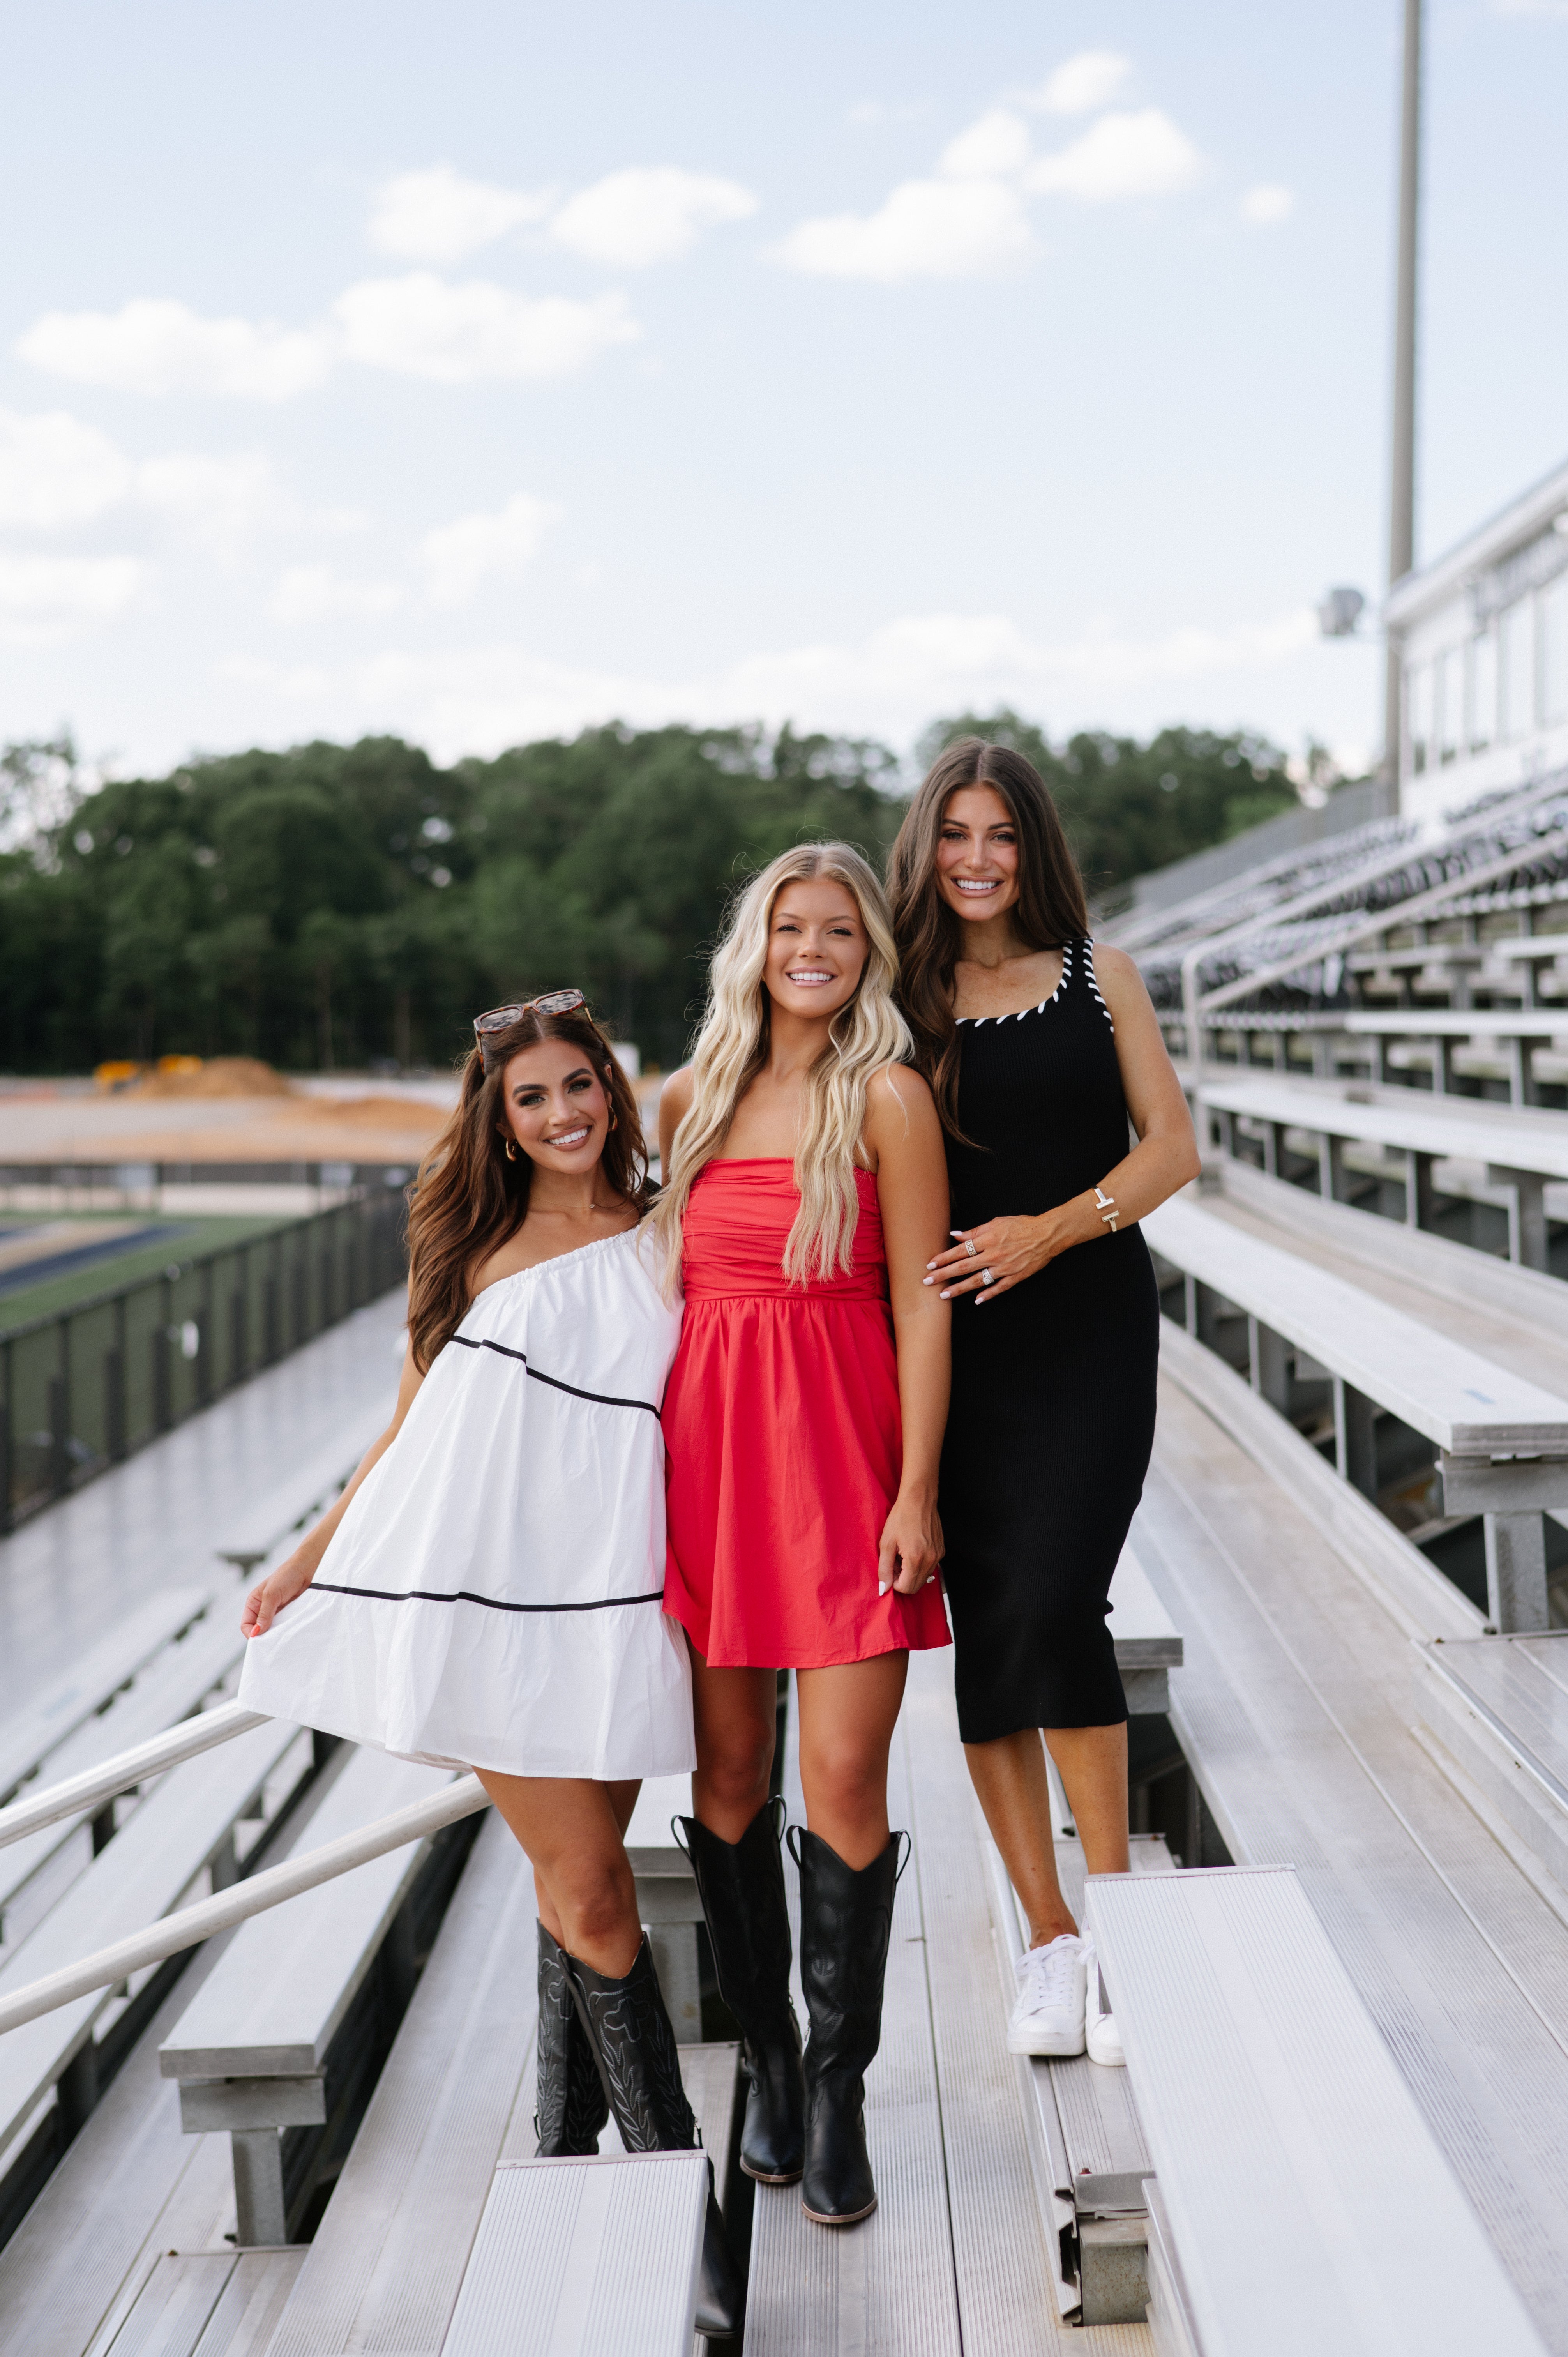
[677,1799,805,2184]
[533,1922,609,2157]
[565,1934,745,2341]
[791,1827,903,2228]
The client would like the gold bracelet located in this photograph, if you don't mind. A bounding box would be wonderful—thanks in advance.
[1093,1186,1119,1233]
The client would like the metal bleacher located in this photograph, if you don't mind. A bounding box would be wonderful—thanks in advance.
[5,781,1568,2347]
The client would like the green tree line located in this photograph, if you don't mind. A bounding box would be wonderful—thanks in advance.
[0,715,1299,1075]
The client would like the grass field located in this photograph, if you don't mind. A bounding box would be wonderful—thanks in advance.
[0,1213,291,1332]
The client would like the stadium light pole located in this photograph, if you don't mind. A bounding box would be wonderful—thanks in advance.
[1385,0,1423,804]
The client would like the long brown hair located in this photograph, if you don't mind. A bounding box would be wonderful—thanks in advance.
[886,736,1089,1136]
[405,1002,650,1371]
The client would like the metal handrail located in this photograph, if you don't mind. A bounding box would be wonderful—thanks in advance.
[0,1699,269,1852]
[0,1770,490,2037]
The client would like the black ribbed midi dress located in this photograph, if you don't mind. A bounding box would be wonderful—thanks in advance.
[939,938,1159,1744]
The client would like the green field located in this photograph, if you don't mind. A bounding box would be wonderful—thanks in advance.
[0,1213,291,1332]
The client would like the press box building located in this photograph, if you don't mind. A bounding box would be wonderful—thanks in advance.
[1388,456,1568,822]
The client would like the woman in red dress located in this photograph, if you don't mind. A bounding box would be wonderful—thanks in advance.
[653,841,951,2228]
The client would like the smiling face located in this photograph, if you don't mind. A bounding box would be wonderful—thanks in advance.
[762,876,870,1022]
[935,783,1022,925]
[498,1036,614,1175]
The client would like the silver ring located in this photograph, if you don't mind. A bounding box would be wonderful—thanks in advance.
[965,1239,977,1258]
[981,1267,995,1286]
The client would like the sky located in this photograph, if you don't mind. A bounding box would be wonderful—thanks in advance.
[2,0,1567,785]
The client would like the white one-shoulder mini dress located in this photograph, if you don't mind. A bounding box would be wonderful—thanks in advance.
[238,1225,694,1781]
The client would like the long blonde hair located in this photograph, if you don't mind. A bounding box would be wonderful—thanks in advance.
[652,843,913,1285]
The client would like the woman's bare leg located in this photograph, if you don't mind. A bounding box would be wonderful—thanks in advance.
[964,1723,1128,1947]
[478,1771,643,1975]
[964,1730,1077,1946]
[795,1654,908,1868]
[1047,1723,1130,1877]
[687,1643,777,1841]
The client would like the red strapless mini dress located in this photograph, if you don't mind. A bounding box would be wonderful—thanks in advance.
[662,1158,952,1669]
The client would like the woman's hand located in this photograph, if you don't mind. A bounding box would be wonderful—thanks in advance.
[241,1544,320,1640]
[877,1485,945,1597]
[925,1197,1102,1304]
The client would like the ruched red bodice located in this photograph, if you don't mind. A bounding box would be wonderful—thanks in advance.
[662,1159,951,1668]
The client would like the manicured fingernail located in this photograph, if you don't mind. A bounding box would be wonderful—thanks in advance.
[939,1289,952,1300]
[878,1580,890,1595]
[949,1230,961,1238]
[922,1275,934,1286]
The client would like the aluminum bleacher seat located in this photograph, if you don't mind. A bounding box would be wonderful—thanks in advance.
[158,1744,459,2246]
[439,2150,710,2357]
[1143,1178,1568,1631]
[1196,1067,1568,1267]
[0,1586,216,1809]
[1085,1864,1547,2357]
[1134,1317,1568,2345]
[0,1605,243,1956]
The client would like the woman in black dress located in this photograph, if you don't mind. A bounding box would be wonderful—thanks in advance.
[888,737,1199,2064]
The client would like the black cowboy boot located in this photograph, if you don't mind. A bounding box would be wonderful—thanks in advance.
[566,1935,745,2342]
[676,1799,805,2184]
[534,1922,609,2156]
[790,1826,904,2227]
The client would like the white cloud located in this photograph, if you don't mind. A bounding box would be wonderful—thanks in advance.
[1240,184,1294,226]
[0,551,143,641]
[422,492,559,606]
[1025,110,1203,202]
[0,409,132,527]
[937,110,1032,181]
[773,178,1031,283]
[713,608,1317,725]
[219,604,1318,764]
[0,410,346,558]
[333,274,639,382]
[270,564,402,625]
[1029,52,1133,115]
[18,298,330,399]
[549,168,758,268]
[136,451,284,551]
[368,166,556,264]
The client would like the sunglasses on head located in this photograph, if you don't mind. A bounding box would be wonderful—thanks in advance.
[472,989,586,1041]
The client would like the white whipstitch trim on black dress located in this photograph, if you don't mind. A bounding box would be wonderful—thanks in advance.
[958,940,1074,1026]
[311,1581,665,1614]
[449,1332,660,1416]
[1084,938,1115,1030]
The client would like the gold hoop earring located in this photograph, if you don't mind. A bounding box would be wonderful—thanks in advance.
[503,1137,519,1161]
[607,1110,618,1131]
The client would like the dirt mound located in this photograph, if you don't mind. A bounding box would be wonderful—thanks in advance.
[290,1094,448,1131]
[133,1057,293,1098]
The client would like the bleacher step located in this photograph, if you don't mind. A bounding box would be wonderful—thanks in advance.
[1418,1633,1568,1894]
[68,2244,307,2357]
[985,1831,1171,2328]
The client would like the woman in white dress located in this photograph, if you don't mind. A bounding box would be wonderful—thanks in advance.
[237,991,742,2340]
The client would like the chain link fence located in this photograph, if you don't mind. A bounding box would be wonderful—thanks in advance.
[0,1185,407,1533]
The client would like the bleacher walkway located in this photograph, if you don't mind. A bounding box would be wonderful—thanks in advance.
[0,1290,406,1728]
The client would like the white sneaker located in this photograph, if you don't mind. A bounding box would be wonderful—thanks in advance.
[1083,1942,1126,2067]
[1006,1934,1088,2056]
